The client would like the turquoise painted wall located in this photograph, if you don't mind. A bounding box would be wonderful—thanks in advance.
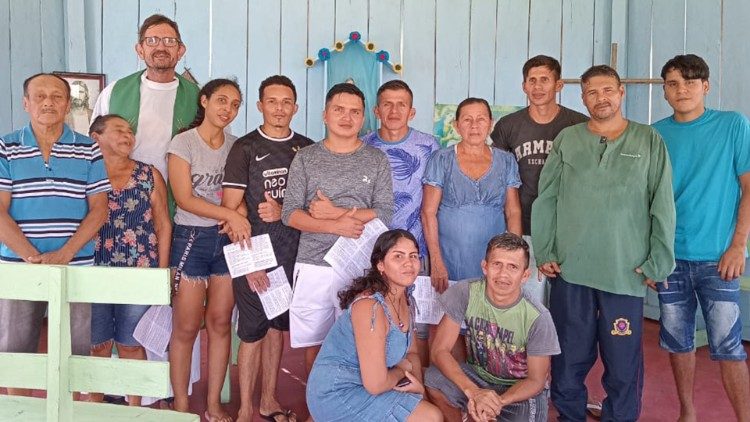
[1,0,748,137]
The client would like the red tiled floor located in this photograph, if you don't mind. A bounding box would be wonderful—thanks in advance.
[189,320,744,421]
[5,319,744,420]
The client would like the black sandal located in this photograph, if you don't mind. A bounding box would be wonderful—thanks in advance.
[259,409,296,422]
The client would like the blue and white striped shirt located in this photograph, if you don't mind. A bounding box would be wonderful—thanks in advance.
[0,124,111,265]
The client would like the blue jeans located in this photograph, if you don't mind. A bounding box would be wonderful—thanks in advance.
[91,303,150,347]
[658,260,747,361]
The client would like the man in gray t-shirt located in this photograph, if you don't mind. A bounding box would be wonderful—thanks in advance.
[425,233,559,422]
[491,55,588,307]
[281,83,393,377]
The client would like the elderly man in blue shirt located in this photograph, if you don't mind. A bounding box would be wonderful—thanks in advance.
[0,73,111,396]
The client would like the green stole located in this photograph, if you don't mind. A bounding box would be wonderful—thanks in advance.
[108,70,200,137]
[108,70,200,218]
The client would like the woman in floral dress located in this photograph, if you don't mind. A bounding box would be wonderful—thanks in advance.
[88,114,172,405]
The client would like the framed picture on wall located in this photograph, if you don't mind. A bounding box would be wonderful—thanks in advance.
[52,72,106,134]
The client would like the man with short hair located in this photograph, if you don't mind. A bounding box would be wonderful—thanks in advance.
[653,54,750,422]
[92,13,199,180]
[0,73,111,396]
[491,55,587,304]
[425,233,560,422]
[281,83,394,374]
[531,65,676,421]
[362,79,439,365]
[222,75,313,422]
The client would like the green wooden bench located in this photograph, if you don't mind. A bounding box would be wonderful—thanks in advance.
[0,263,198,421]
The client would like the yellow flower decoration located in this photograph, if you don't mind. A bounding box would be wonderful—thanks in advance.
[365,42,376,52]
[334,41,345,51]
[304,57,315,68]
[392,63,403,74]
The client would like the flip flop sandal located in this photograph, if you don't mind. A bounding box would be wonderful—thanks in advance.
[260,409,296,422]
[586,401,603,419]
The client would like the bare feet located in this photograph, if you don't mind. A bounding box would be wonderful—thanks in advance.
[173,395,190,413]
[235,406,253,422]
[677,407,697,422]
[205,404,233,422]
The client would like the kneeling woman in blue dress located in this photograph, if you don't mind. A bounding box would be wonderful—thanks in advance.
[306,229,443,421]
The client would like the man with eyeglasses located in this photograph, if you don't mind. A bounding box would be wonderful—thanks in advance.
[92,14,199,182]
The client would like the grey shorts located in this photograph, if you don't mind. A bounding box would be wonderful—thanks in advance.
[424,362,549,422]
[0,299,91,356]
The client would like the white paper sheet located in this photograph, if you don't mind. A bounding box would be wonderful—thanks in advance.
[413,276,457,325]
[323,218,388,280]
[223,233,278,278]
[132,304,172,355]
[132,306,201,405]
[257,266,293,319]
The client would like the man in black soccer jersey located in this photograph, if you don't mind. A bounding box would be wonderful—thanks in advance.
[222,75,313,422]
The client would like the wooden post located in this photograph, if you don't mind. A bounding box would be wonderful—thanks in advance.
[46,266,74,422]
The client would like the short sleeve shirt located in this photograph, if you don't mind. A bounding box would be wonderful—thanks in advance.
[653,109,750,260]
[439,279,560,386]
[0,124,111,265]
[362,128,439,256]
[168,128,237,227]
[491,106,588,235]
[223,128,313,267]
[280,142,394,266]
[422,146,521,208]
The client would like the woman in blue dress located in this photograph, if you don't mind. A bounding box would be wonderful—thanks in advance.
[306,229,443,421]
[422,97,522,293]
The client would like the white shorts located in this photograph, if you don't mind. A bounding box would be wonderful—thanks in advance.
[522,235,549,305]
[289,262,351,348]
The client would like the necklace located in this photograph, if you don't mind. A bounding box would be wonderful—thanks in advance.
[387,293,406,330]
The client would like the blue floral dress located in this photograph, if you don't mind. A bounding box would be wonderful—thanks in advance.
[94,161,159,268]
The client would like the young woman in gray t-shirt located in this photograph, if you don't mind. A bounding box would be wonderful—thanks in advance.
[166,78,248,420]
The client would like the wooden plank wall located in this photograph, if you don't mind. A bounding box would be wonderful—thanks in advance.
[0,0,748,137]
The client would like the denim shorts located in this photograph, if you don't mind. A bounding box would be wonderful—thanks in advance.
[91,303,150,347]
[169,224,231,282]
[658,260,747,361]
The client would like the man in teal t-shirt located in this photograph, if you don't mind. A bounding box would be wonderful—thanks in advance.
[653,54,750,422]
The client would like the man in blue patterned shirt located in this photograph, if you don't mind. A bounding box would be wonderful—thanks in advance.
[0,73,110,396]
[363,80,440,366]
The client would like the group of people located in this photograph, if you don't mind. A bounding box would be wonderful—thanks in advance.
[0,12,748,422]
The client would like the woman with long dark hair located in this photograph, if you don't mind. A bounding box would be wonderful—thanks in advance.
[306,229,443,421]
[167,78,248,421]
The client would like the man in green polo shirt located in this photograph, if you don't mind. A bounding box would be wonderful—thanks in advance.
[531,65,676,422]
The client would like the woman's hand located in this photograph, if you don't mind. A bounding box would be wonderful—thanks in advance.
[225,210,251,245]
[393,370,425,395]
[430,257,450,293]
[395,358,413,373]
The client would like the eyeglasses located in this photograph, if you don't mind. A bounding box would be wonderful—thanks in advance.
[141,36,180,47]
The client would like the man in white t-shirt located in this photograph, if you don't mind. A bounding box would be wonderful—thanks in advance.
[92,13,199,181]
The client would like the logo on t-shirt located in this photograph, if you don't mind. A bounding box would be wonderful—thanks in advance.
[263,167,289,199]
[362,175,371,184]
[513,140,554,165]
[255,153,271,161]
